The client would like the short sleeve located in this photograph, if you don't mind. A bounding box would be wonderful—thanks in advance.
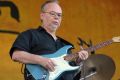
[9,30,32,58]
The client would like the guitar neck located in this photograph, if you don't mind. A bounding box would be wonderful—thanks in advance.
[64,39,113,61]
[84,39,113,52]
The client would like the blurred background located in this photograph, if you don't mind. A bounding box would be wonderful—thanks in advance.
[0,0,120,80]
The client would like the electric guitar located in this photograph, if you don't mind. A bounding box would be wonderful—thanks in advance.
[26,36,120,80]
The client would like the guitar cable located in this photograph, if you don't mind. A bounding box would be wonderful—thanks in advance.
[21,63,24,74]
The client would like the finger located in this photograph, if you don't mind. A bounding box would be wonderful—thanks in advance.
[45,63,54,71]
[48,60,56,67]
[80,46,84,50]
[79,53,85,60]
[81,51,88,59]
[79,51,88,60]
[48,60,55,71]
[83,52,89,59]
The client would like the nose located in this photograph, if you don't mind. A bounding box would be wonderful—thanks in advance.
[54,15,59,20]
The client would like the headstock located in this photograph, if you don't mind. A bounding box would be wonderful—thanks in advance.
[112,36,120,42]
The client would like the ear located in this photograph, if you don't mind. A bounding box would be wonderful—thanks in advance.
[40,12,44,20]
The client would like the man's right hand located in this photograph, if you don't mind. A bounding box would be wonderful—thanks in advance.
[40,57,56,72]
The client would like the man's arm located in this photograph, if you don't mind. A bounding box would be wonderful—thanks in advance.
[12,50,56,71]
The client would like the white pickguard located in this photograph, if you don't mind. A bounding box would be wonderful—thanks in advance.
[49,54,80,80]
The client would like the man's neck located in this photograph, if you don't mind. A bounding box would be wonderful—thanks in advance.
[42,26,57,40]
[48,31,57,41]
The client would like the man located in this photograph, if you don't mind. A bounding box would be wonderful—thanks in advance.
[9,0,89,80]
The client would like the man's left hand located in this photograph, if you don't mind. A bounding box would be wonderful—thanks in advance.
[78,50,89,60]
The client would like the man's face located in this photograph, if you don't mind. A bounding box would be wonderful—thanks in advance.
[40,3,62,32]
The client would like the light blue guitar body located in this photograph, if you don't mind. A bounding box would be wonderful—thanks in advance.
[26,45,80,80]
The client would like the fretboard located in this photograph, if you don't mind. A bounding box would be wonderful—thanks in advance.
[64,39,113,61]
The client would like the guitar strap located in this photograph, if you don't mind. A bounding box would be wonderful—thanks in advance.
[21,64,35,80]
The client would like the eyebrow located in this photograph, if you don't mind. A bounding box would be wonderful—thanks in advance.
[46,11,62,14]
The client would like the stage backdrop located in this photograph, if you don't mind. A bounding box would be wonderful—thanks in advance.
[0,0,120,80]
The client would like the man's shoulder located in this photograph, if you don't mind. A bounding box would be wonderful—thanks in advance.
[58,37,74,47]
[20,26,41,34]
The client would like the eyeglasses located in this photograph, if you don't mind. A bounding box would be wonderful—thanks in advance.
[43,11,62,18]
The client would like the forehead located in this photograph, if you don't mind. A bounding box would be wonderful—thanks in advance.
[44,3,62,13]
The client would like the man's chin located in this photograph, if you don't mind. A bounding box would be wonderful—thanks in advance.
[50,27,58,32]
[52,25,59,29]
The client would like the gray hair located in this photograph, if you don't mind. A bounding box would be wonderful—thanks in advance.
[41,0,59,12]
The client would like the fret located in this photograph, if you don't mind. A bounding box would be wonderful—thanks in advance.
[85,39,113,52]
[64,53,78,61]
[64,39,113,61]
